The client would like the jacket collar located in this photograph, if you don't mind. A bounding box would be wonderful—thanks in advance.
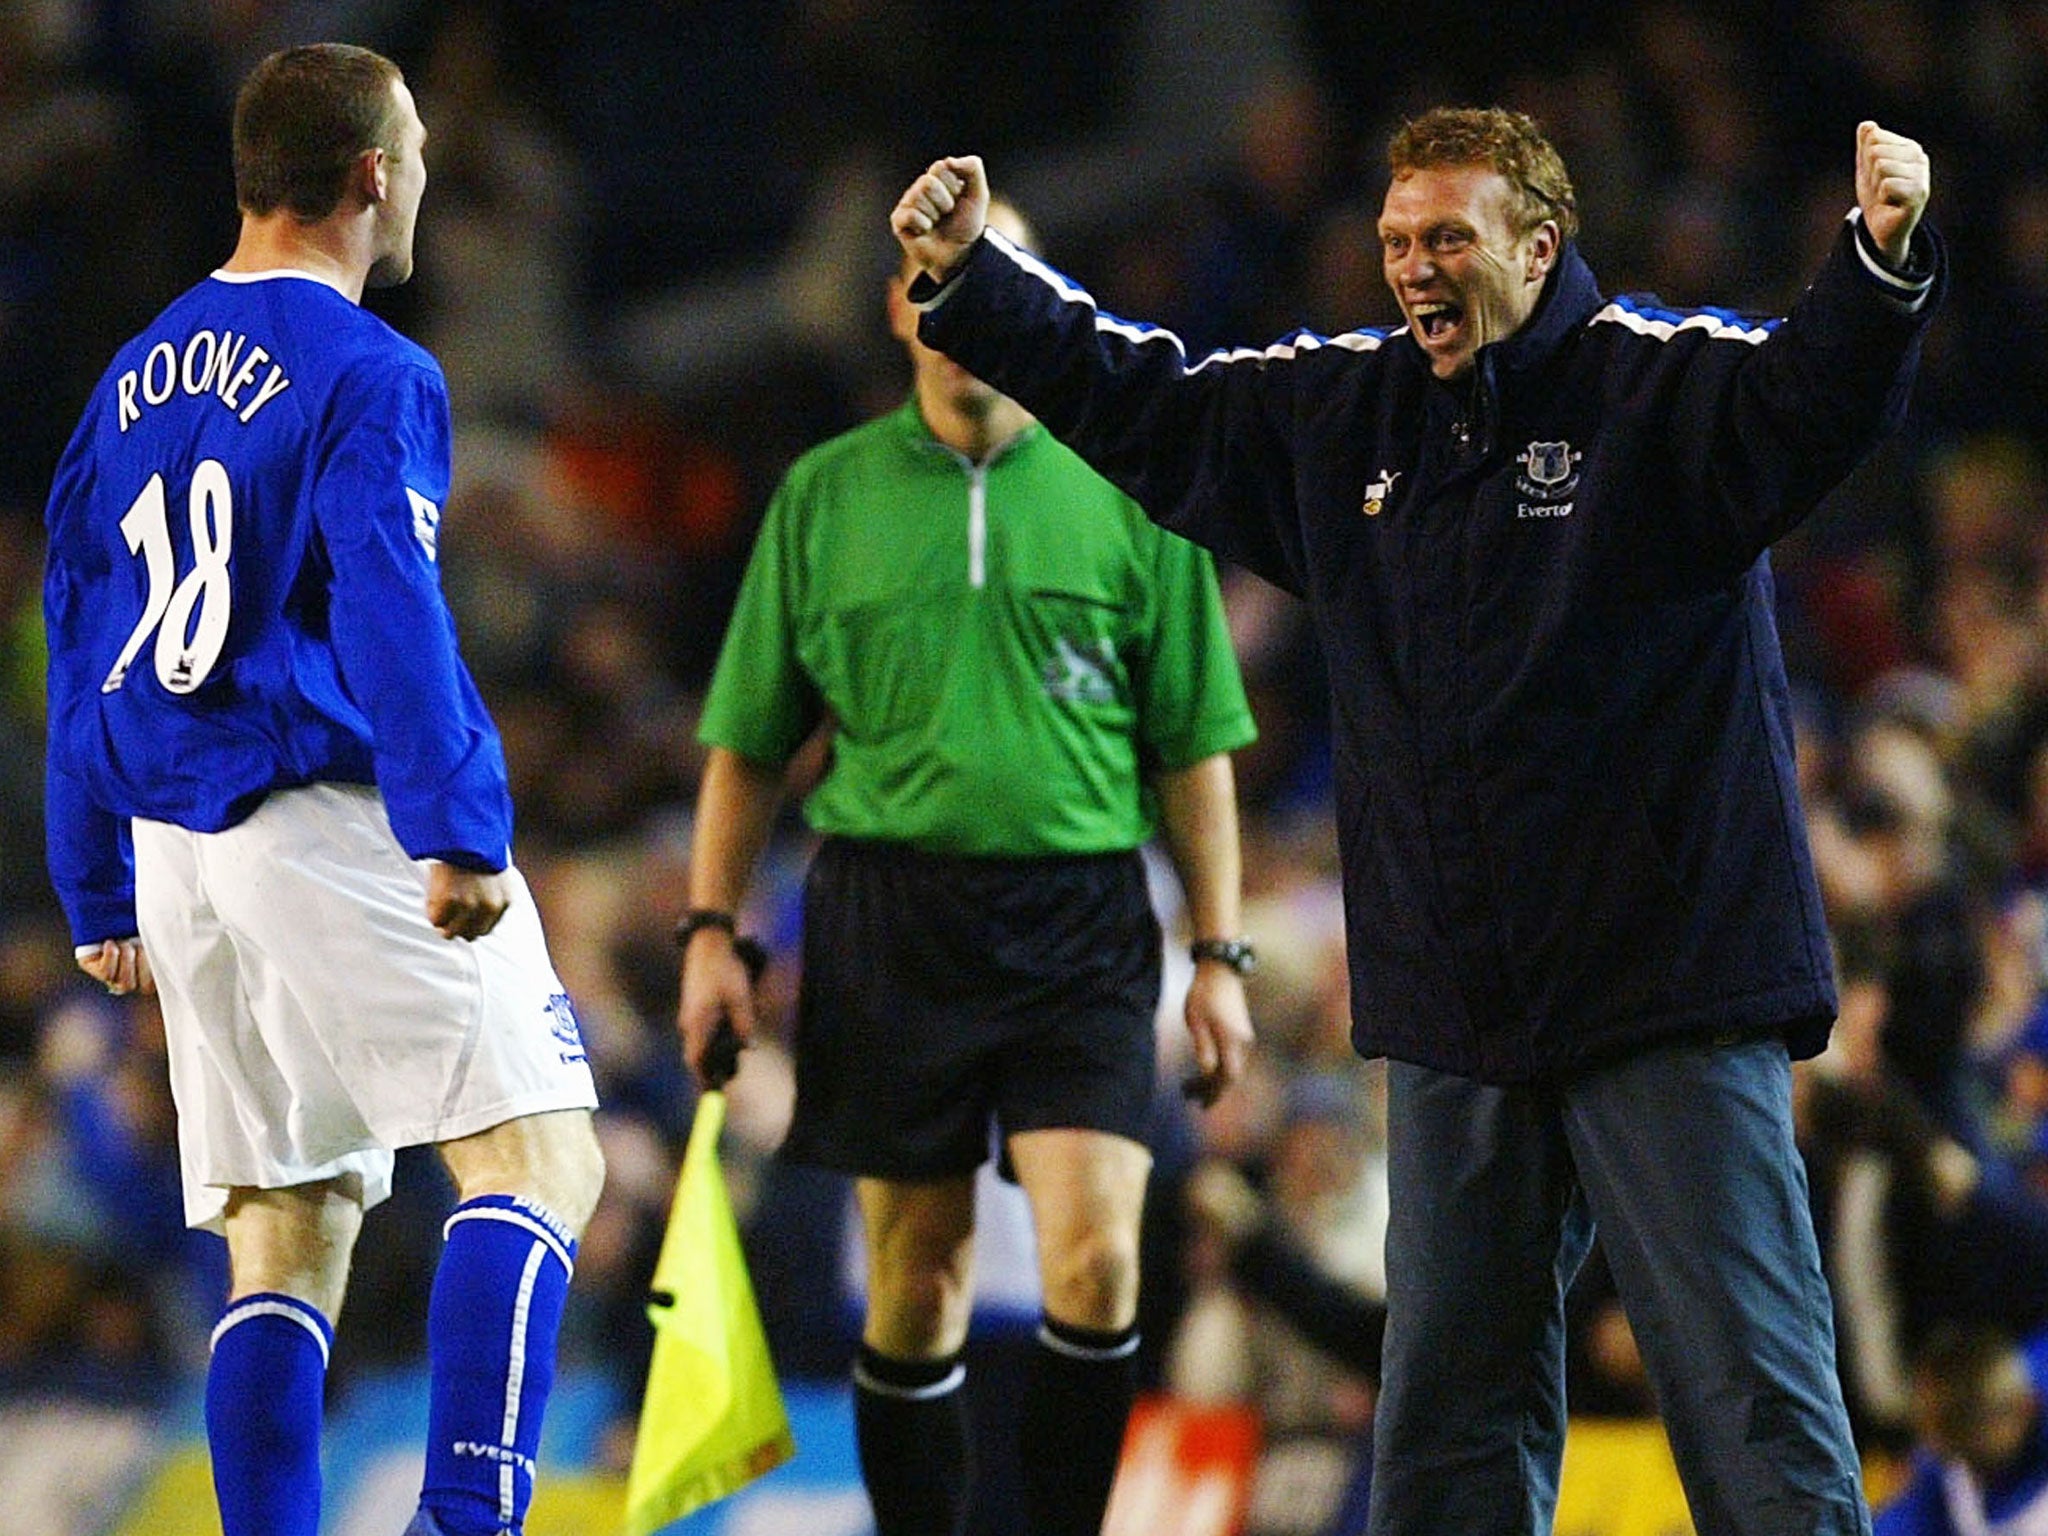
[1486,242,1604,391]
[1394,245,1603,396]
[1401,244,1604,458]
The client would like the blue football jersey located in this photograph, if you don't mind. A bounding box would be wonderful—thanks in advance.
[44,270,512,945]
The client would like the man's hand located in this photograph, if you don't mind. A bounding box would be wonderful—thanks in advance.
[678,931,758,1090]
[74,936,154,996]
[425,861,510,940]
[891,155,990,284]
[1182,963,1255,1108]
[1855,120,1930,268]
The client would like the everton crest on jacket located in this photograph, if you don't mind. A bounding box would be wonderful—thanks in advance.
[915,214,1944,1083]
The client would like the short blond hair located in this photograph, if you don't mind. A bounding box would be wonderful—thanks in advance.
[1388,106,1578,241]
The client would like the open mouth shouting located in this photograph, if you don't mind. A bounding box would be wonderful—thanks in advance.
[1407,297,1478,375]
[1412,300,1464,345]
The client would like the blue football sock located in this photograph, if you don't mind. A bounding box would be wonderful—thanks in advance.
[206,1292,334,1536]
[418,1194,577,1536]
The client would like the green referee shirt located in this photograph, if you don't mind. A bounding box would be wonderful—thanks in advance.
[700,398,1257,856]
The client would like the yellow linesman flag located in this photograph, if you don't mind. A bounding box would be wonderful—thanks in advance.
[624,1089,795,1535]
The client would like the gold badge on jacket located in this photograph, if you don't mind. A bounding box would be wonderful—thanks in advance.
[1362,469,1401,517]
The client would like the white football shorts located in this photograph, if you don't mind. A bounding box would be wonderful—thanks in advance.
[132,782,600,1233]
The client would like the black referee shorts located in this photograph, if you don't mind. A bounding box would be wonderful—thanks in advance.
[781,836,1164,1179]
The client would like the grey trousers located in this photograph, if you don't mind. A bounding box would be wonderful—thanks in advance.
[1367,1036,1870,1536]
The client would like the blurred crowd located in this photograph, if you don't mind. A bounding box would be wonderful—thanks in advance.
[5,1,2048,1530]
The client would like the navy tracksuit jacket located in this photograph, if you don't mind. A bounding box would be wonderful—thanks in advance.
[917,212,1944,1084]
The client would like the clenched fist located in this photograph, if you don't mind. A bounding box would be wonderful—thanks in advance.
[1855,121,1930,268]
[891,155,990,284]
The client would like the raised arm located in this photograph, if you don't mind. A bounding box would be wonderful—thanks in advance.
[887,158,1317,595]
[1655,119,1942,573]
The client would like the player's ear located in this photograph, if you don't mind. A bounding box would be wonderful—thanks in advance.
[1526,220,1560,281]
[354,146,389,208]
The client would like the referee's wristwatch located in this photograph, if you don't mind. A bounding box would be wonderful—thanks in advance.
[1190,936,1258,977]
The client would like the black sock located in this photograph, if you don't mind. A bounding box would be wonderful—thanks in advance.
[853,1344,972,1536]
[1019,1315,1140,1535]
